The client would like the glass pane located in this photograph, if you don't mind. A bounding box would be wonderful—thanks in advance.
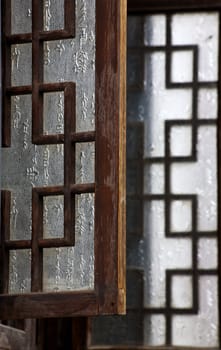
[173,276,218,347]
[11,44,32,87]
[143,200,192,308]
[171,126,217,232]
[43,193,95,291]
[172,13,219,82]
[43,0,96,132]
[2,0,96,293]
[198,88,218,119]
[43,196,64,239]
[91,12,219,348]
[43,92,64,135]
[9,250,31,294]
[75,142,95,184]
[43,0,64,31]
[11,0,32,34]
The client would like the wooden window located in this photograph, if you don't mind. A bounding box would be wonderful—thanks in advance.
[88,0,221,349]
[0,0,126,319]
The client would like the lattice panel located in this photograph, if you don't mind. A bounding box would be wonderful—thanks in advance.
[92,12,219,347]
[1,0,96,294]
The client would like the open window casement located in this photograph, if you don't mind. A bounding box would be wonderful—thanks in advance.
[0,0,126,319]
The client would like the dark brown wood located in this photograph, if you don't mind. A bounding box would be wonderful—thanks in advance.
[94,0,126,314]
[0,192,10,293]
[6,86,32,95]
[72,318,88,350]
[31,187,43,292]
[4,240,31,249]
[0,292,98,319]
[128,0,221,12]
[64,0,75,34]
[0,0,126,319]
[218,8,221,350]
[2,0,11,147]
[7,33,32,44]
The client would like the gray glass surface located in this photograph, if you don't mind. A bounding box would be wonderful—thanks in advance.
[3,0,96,294]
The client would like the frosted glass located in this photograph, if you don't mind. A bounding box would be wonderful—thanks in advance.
[9,250,31,294]
[2,0,96,292]
[75,142,95,184]
[44,0,96,132]
[198,238,218,269]
[172,275,193,308]
[170,200,192,233]
[143,200,192,308]
[143,52,192,158]
[2,95,63,240]
[172,126,217,231]
[43,196,64,239]
[43,92,64,135]
[43,0,64,31]
[144,315,166,346]
[11,0,32,34]
[43,193,95,291]
[143,164,164,194]
[198,88,218,119]
[172,51,193,83]
[172,13,219,82]
[173,276,218,347]
[144,15,166,46]
[11,44,32,87]
[170,126,192,157]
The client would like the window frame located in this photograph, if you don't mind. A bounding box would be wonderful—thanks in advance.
[86,0,221,348]
[0,0,126,319]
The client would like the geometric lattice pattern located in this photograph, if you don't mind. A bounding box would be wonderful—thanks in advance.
[128,14,219,347]
[1,0,95,294]
[92,13,219,347]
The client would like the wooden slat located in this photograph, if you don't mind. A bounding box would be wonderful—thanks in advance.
[128,0,221,12]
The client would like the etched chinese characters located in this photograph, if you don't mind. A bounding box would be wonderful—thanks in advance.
[1,0,96,294]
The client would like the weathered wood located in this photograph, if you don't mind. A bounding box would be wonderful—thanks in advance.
[128,0,221,12]
[0,0,126,318]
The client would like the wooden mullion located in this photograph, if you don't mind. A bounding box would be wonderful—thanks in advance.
[6,33,32,44]
[38,238,75,248]
[6,85,32,95]
[5,240,31,249]
[31,189,43,292]
[128,0,221,12]
[0,191,11,293]
[39,30,74,41]
[2,0,11,147]
[71,131,96,143]
[64,0,75,34]
[32,0,43,142]
[64,83,76,242]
